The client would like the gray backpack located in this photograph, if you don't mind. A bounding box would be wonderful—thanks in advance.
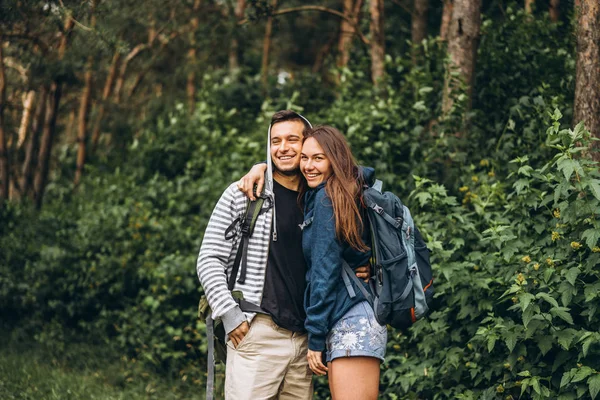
[342,180,434,329]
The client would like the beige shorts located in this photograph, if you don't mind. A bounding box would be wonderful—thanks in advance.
[225,314,314,400]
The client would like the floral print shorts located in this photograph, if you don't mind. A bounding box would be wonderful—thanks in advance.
[325,301,388,363]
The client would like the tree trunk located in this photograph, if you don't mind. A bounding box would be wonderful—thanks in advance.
[369,0,385,85]
[0,45,8,203]
[549,0,560,22]
[525,0,534,14]
[229,0,246,75]
[337,0,364,68]
[74,63,93,186]
[34,83,61,208]
[574,0,600,160]
[113,44,148,104]
[74,0,96,187]
[91,50,120,151]
[442,0,481,115]
[187,0,202,113]
[440,0,453,40]
[21,87,47,201]
[261,0,278,88]
[17,90,36,148]
[412,0,429,64]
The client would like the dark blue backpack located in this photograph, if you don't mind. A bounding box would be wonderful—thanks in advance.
[342,180,434,329]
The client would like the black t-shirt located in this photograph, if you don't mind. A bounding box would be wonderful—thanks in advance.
[260,179,307,332]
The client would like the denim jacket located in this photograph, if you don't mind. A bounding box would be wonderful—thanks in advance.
[301,167,375,351]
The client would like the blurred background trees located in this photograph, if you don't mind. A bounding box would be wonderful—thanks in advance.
[1,0,599,398]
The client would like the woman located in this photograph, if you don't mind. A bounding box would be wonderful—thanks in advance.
[299,125,386,400]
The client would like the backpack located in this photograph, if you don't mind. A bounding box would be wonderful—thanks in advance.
[342,179,434,330]
[197,195,269,400]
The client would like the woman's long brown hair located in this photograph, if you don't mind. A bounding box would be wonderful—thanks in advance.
[301,126,369,252]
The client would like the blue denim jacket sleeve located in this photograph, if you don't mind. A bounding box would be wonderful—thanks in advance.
[305,189,343,351]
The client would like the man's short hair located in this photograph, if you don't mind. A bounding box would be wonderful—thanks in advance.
[271,110,311,135]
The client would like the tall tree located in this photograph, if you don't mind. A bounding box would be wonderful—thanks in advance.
[91,50,120,151]
[17,91,36,148]
[229,0,246,75]
[21,87,47,201]
[525,0,534,14]
[574,0,600,160]
[412,0,429,64]
[0,45,8,203]
[261,0,278,88]
[549,0,560,22]
[187,0,202,113]
[442,0,481,115]
[33,13,73,207]
[440,0,453,40]
[337,0,364,68]
[74,0,97,187]
[369,0,385,85]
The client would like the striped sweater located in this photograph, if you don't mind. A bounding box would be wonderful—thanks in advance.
[196,182,273,334]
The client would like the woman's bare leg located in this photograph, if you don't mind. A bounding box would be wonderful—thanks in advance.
[328,357,380,400]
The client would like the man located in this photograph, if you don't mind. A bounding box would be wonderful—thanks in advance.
[197,110,367,399]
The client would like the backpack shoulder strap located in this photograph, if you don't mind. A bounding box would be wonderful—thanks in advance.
[227,197,265,291]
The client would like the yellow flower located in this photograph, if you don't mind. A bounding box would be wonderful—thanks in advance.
[533,263,540,271]
[459,186,469,192]
[521,255,531,263]
[496,385,505,393]
[593,247,600,253]
[471,176,479,183]
[480,159,490,167]
[571,241,582,250]
[512,296,518,303]
[552,231,561,241]
[553,208,561,218]
[516,273,525,284]
[488,171,495,177]
[546,257,555,266]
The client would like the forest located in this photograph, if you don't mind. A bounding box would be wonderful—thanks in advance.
[1,0,599,398]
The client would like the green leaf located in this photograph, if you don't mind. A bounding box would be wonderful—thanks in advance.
[487,336,497,353]
[505,333,518,353]
[589,374,600,400]
[414,192,432,207]
[532,377,541,394]
[538,335,554,355]
[565,267,580,286]
[537,292,559,308]
[550,307,575,325]
[572,366,594,383]
[582,228,600,249]
[518,370,532,377]
[557,157,577,180]
[561,370,573,388]
[588,180,600,201]
[555,328,577,350]
[519,292,536,311]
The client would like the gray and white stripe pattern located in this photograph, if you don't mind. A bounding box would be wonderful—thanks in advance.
[196,182,273,332]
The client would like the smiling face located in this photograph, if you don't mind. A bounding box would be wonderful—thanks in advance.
[270,120,305,176]
[300,137,333,188]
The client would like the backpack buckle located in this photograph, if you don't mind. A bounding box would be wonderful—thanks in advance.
[240,224,250,236]
[372,204,384,215]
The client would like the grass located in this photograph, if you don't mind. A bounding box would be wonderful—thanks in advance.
[0,333,207,400]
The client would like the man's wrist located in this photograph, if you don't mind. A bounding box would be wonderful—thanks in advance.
[222,305,246,334]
